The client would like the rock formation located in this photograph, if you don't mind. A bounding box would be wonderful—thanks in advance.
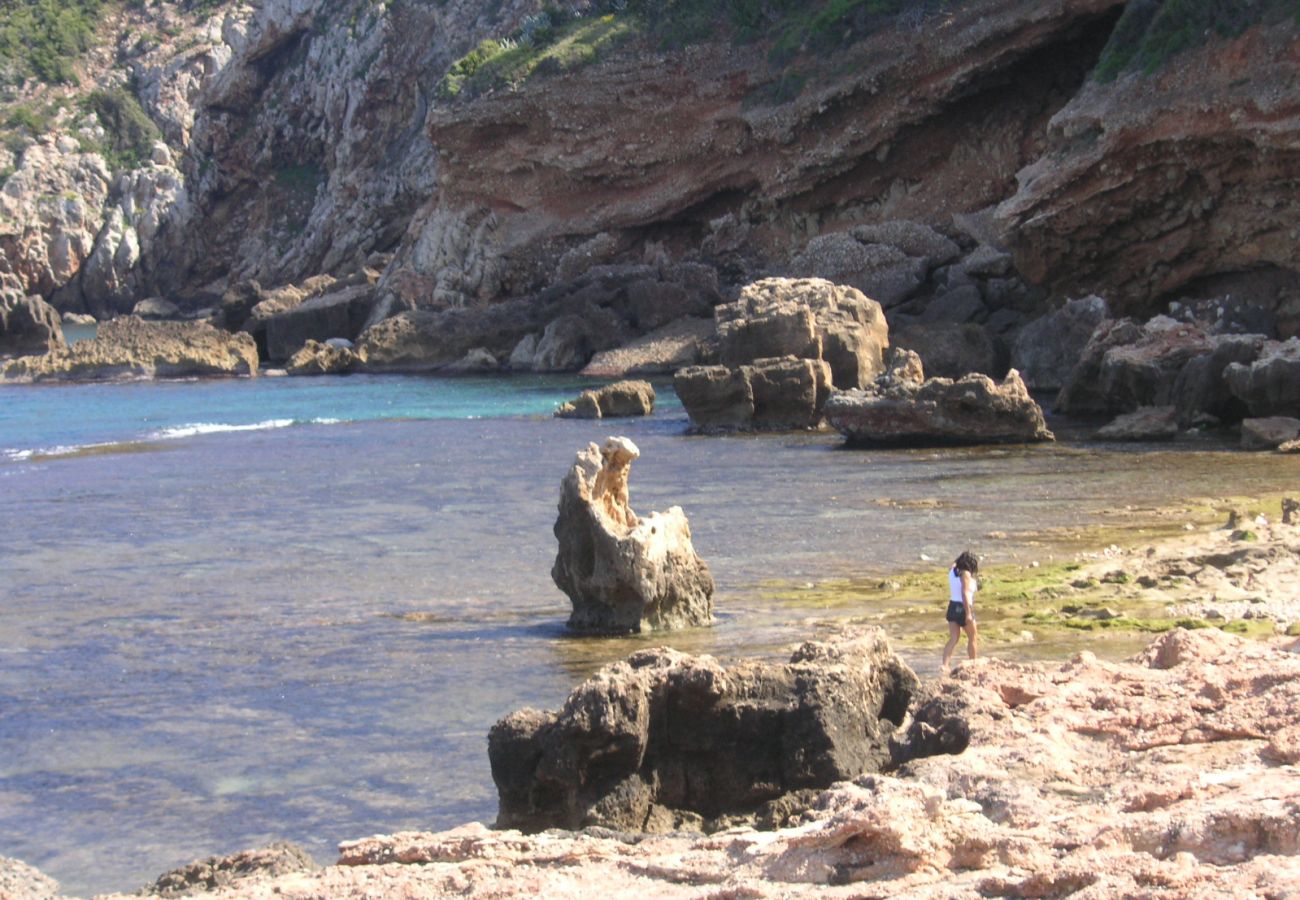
[824,349,1053,446]
[489,628,928,833]
[0,316,258,382]
[674,278,885,432]
[1094,406,1179,442]
[1224,338,1300,418]
[0,295,64,356]
[552,437,713,634]
[1011,295,1109,391]
[555,381,655,420]
[1240,417,1300,452]
[285,339,364,376]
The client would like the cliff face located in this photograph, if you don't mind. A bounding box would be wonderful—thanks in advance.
[2,0,1297,338]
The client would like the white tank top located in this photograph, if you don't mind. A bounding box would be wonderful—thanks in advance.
[949,567,976,604]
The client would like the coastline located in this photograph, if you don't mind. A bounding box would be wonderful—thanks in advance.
[8,491,1299,898]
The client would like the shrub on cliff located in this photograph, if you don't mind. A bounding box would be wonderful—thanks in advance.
[84,87,161,171]
[0,0,105,86]
[1094,0,1293,81]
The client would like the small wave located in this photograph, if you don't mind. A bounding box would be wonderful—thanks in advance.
[3,441,158,462]
[150,419,297,440]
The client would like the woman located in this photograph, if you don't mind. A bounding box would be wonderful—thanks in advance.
[942,550,979,669]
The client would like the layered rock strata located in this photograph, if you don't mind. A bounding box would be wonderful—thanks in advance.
[488,628,929,833]
[824,350,1053,446]
[0,316,257,382]
[552,437,713,634]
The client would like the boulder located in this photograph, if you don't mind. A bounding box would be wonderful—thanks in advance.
[132,296,182,320]
[824,355,1053,447]
[264,284,376,362]
[1240,417,1300,451]
[0,295,64,356]
[917,284,986,324]
[675,357,831,432]
[892,322,996,379]
[718,278,888,390]
[552,437,713,634]
[1011,296,1109,392]
[790,233,925,307]
[0,316,258,382]
[1171,334,1265,427]
[285,339,364,376]
[489,627,928,832]
[555,381,656,419]
[444,347,500,373]
[1225,338,1300,417]
[581,316,713,377]
[359,301,539,372]
[1094,406,1179,442]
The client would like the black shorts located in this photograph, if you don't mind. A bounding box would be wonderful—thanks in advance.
[946,602,967,627]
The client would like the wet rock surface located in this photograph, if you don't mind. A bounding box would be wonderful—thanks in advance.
[551,438,713,634]
[489,628,925,833]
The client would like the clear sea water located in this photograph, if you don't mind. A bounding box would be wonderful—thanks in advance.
[3,373,1298,895]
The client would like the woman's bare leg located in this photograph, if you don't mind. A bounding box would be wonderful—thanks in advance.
[942,622,961,668]
[964,620,979,659]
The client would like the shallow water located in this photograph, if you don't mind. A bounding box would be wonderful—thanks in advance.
[2,374,1298,895]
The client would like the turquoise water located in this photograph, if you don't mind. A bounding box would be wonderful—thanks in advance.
[3,374,1300,895]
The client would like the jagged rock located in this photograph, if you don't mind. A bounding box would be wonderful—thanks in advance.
[143,842,318,896]
[1094,406,1179,442]
[0,855,61,900]
[551,437,713,634]
[0,316,258,382]
[555,381,656,419]
[1225,338,1300,417]
[717,278,889,390]
[264,284,376,362]
[675,357,832,432]
[285,339,363,376]
[489,628,925,832]
[892,322,996,379]
[0,295,65,356]
[1240,417,1300,451]
[1011,295,1109,391]
[1172,333,1265,427]
[580,316,713,377]
[444,347,500,373]
[824,355,1052,446]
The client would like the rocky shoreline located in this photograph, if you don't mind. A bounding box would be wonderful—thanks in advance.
[8,506,1299,899]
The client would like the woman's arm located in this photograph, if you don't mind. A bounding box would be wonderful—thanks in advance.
[961,571,975,620]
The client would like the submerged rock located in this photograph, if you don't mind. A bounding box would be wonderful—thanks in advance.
[489,627,928,833]
[0,316,257,382]
[824,350,1052,446]
[555,380,656,419]
[552,437,713,634]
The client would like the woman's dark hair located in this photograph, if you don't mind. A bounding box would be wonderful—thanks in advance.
[954,550,979,574]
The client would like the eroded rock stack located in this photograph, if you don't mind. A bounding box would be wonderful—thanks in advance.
[0,295,64,357]
[489,627,937,833]
[674,277,888,432]
[552,437,713,634]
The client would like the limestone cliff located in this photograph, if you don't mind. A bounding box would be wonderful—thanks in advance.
[1,0,1295,359]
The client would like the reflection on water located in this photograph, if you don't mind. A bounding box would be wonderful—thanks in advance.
[1,407,1298,894]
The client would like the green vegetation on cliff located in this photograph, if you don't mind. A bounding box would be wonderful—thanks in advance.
[84,86,161,170]
[1093,0,1294,81]
[0,0,107,86]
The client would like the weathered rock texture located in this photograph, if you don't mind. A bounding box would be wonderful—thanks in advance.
[674,278,884,432]
[65,627,1300,899]
[0,316,257,382]
[142,843,318,897]
[285,339,364,376]
[0,295,64,356]
[489,628,926,833]
[555,381,655,420]
[824,350,1053,446]
[1011,295,1109,391]
[552,438,713,634]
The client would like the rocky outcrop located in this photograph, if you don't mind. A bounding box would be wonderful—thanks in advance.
[555,381,655,420]
[142,843,317,897]
[285,339,364,376]
[1011,295,1109,391]
[489,628,925,833]
[675,357,832,433]
[0,295,64,356]
[580,316,713,377]
[892,322,996,380]
[552,438,712,634]
[0,855,61,900]
[1094,405,1179,442]
[0,316,257,382]
[264,283,376,362]
[1240,417,1300,452]
[1224,338,1300,418]
[824,350,1053,446]
[674,278,883,432]
[997,19,1300,322]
